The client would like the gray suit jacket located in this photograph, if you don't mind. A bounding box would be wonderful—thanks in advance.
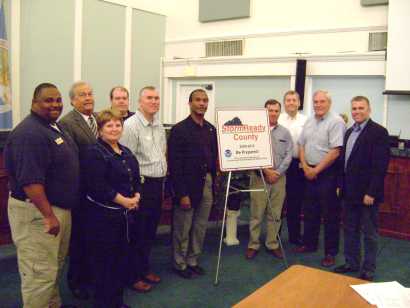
[59,109,97,154]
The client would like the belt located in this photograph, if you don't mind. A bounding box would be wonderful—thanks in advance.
[142,176,165,184]
[86,195,122,210]
[86,195,133,243]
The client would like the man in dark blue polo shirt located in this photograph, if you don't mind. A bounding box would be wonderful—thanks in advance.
[4,83,80,308]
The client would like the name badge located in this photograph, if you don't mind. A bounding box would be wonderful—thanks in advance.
[55,137,64,145]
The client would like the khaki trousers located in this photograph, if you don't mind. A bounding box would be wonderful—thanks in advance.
[8,197,72,308]
[173,174,213,270]
[248,173,286,250]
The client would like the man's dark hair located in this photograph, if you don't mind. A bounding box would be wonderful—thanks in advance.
[110,86,129,100]
[33,83,58,100]
[264,99,281,109]
[351,95,370,106]
[189,89,207,102]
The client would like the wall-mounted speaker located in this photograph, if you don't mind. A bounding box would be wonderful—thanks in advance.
[295,59,307,110]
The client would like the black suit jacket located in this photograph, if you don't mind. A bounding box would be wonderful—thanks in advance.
[168,116,218,208]
[340,119,390,204]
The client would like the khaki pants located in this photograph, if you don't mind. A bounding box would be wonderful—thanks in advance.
[173,174,213,270]
[248,173,286,250]
[8,197,72,308]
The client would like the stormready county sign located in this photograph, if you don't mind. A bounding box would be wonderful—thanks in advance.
[216,108,274,171]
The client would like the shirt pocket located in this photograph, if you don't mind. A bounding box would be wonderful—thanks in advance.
[276,139,288,159]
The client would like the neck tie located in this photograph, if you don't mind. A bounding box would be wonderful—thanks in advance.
[88,116,98,138]
[353,123,361,132]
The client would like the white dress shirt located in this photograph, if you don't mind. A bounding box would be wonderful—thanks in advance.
[278,112,307,158]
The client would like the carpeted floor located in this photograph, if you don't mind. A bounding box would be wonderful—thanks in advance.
[1,220,410,308]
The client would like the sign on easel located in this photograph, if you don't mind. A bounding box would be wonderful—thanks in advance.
[216,108,274,171]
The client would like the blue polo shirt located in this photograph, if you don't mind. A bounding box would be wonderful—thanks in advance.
[4,112,80,209]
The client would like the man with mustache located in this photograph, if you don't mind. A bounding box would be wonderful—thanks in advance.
[59,81,98,300]
[168,89,218,279]
[5,83,79,308]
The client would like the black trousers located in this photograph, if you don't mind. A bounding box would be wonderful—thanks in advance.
[87,203,128,308]
[129,176,164,282]
[302,165,340,256]
[285,159,306,242]
[67,199,92,287]
[343,202,379,273]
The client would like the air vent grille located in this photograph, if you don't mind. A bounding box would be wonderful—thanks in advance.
[205,40,244,57]
[368,32,387,51]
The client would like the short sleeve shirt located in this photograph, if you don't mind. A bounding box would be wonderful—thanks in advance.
[298,112,345,165]
[4,112,80,209]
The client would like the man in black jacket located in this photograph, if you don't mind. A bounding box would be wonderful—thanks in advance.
[168,89,218,279]
[334,96,390,281]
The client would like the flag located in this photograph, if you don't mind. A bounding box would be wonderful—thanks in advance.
[0,0,12,129]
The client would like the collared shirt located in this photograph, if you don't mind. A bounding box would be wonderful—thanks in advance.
[344,119,369,169]
[298,112,346,165]
[82,138,142,208]
[278,112,307,158]
[4,112,80,209]
[270,124,293,175]
[120,110,167,177]
[123,111,135,121]
[76,109,96,128]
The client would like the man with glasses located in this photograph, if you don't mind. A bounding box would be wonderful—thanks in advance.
[59,81,98,300]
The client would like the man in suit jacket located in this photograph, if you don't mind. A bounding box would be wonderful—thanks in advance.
[59,81,98,299]
[334,96,390,281]
[168,89,218,279]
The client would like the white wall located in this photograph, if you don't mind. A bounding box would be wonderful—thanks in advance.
[165,0,387,59]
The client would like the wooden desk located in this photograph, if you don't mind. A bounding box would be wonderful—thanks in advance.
[233,265,375,308]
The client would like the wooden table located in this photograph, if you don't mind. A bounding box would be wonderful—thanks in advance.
[233,265,375,308]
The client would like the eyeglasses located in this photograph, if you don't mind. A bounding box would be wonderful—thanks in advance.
[77,92,93,98]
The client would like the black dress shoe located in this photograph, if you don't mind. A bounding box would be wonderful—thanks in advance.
[334,264,359,274]
[173,268,193,279]
[187,265,205,275]
[70,286,89,300]
[359,271,374,281]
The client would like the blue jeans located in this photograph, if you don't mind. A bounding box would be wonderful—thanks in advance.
[343,202,379,273]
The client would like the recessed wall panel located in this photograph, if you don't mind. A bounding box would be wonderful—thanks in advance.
[130,9,165,112]
[21,0,74,117]
[82,0,125,112]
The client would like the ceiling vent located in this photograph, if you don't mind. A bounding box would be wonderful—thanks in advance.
[368,32,387,51]
[205,39,244,57]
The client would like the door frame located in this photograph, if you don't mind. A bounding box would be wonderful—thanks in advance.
[175,80,216,124]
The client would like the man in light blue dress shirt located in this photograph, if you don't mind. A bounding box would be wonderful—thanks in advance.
[295,90,345,268]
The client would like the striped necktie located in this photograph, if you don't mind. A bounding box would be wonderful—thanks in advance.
[88,116,98,138]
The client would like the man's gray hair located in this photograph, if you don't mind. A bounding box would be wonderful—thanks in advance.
[313,89,332,104]
[69,81,92,100]
[138,86,157,99]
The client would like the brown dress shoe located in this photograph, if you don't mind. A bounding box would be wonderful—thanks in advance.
[292,245,316,253]
[267,248,283,259]
[144,272,161,284]
[132,280,152,293]
[245,248,258,259]
[321,255,335,267]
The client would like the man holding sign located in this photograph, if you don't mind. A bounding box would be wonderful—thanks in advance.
[246,99,293,260]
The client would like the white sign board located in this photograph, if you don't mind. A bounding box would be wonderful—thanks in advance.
[216,108,274,171]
